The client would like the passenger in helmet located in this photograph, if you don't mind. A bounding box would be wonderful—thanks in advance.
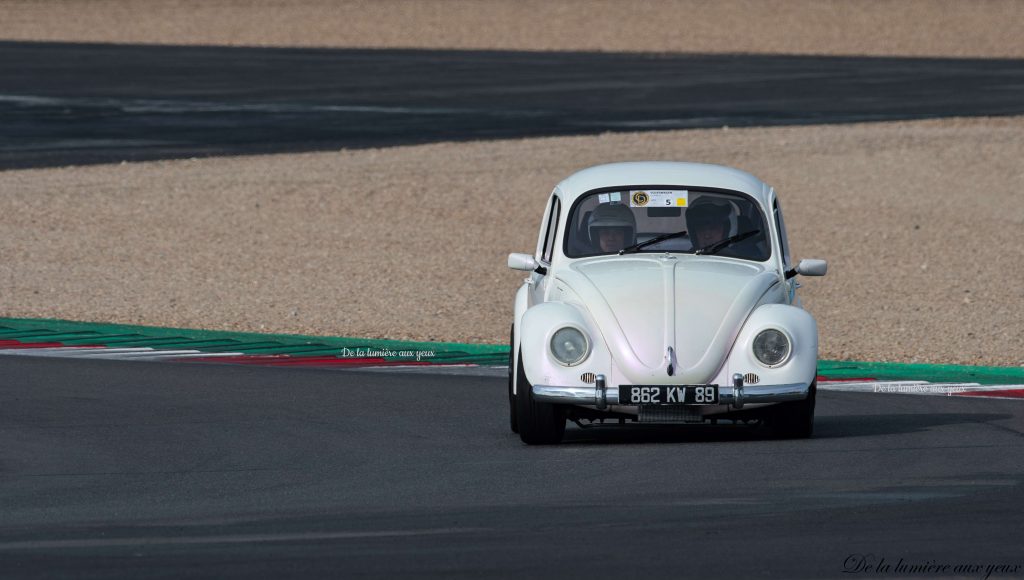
[588,202,636,253]
[686,198,732,251]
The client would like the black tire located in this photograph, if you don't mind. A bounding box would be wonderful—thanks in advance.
[768,379,816,439]
[508,325,519,434]
[516,349,566,445]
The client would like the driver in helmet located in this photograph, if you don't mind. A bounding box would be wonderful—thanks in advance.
[686,198,732,251]
[588,202,636,253]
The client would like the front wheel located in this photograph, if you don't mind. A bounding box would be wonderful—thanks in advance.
[768,379,816,439]
[515,350,565,445]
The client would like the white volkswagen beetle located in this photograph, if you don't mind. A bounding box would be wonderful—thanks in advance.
[508,162,827,444]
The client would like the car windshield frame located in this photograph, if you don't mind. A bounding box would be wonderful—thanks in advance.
[561,184,773,262]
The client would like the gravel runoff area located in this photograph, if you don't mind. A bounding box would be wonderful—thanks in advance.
[2,116,1023,366]
[3,0,1024,58]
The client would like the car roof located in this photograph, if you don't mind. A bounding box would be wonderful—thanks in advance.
[554,161,770,206]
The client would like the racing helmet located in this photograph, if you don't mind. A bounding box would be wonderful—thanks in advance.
[686,198,732,234]
[588,202,637,246]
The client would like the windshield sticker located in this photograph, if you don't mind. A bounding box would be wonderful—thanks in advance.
[598,192,622,203]
[631,190,687,208]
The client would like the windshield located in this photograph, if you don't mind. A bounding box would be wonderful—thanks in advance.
[564,188,771,261]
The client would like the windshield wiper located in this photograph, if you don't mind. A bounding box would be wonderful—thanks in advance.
[618,229,688,255]
[695,229,760,256]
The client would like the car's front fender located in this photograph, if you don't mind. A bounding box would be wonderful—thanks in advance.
[723,303,818,387]
[518,301,611,391]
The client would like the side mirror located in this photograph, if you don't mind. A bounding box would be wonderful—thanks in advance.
[793,258,827,277]
[508,253,539,272]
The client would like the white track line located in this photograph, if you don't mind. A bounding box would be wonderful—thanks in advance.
[820,380,1023,398]
[0,94,492,116]
[0,347,244,360]
[818,380,932,392]
[0,527,487,551]
[0,347,155,357]
[356,364,507,377]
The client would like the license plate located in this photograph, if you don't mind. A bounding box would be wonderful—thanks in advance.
[621,385,719,405]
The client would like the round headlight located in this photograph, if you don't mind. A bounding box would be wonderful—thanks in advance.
[753,329,791,367]
[550,327,589,366]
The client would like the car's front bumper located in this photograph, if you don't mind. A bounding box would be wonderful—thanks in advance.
[532,374,809,411]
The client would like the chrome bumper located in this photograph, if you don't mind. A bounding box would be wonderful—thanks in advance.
[531,373,809,410]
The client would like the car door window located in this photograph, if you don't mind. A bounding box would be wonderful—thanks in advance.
[541,196,560,264]
[773,199,791,269]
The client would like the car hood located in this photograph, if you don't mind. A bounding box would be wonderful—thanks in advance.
[557,256,778,384]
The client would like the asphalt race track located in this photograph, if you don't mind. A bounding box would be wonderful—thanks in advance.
[1,355,1022,579]
[2,41,1024,169]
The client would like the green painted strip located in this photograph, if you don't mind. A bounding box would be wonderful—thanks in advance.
[817,360,1024,386]
[0,317,507,365]
[0,330,100,340]
[11,332,108,342]
[193,342,292,352]
[56,334,149,345]
[93,338,244,349]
